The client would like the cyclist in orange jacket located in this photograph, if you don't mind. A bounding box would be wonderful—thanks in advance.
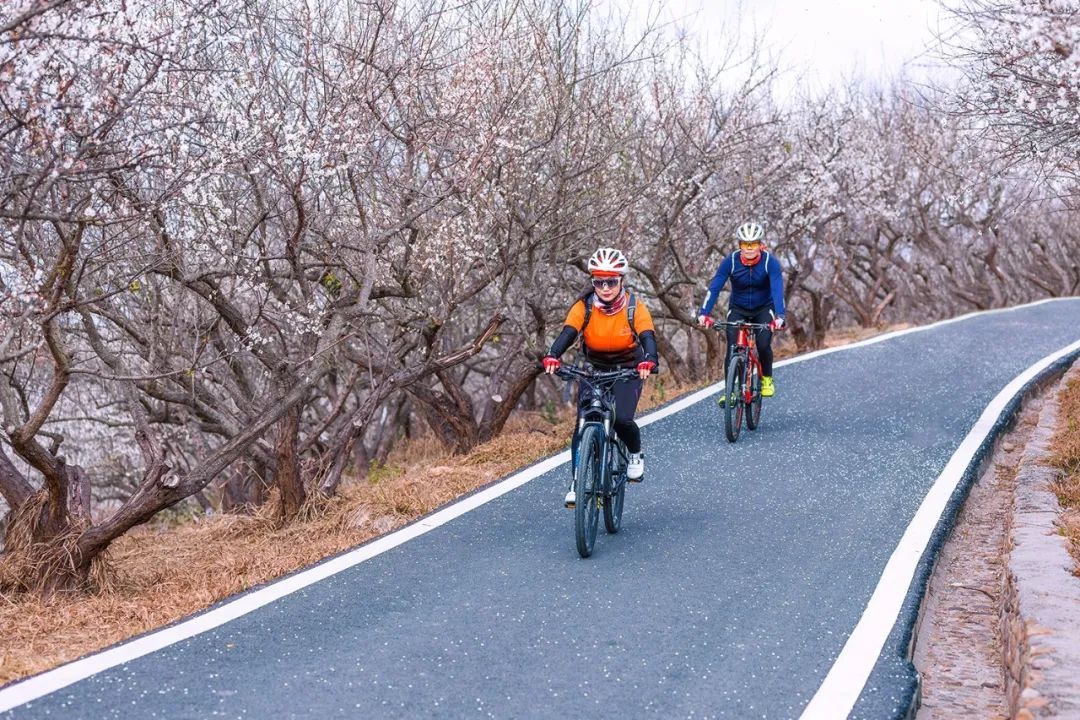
[543,247,659,507]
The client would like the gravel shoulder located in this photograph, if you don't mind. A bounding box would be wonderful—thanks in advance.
[916,361,1080,718]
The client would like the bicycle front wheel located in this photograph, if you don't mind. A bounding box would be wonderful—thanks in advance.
[575,424,603,557]
[724,355,744,442]
[603,443,625,534]
[745,358,762,431]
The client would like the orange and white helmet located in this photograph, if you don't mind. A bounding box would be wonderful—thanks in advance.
[587,247,629,276]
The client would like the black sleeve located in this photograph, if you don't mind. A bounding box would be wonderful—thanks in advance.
[547,325,579,358]
[639,330,659,365]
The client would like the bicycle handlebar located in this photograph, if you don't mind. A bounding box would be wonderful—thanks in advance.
[536,361,641,384]
[552,365,641,383]
[710,320,772,331]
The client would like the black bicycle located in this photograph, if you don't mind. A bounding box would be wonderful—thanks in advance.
[711,321,770,442]
[552,365,640,558]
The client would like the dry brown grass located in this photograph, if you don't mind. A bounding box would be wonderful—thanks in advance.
[0,322,902,687]
[0,493,113,598]
[1049,365,1080,576]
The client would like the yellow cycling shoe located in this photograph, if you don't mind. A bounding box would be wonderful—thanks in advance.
[761,376,775,397]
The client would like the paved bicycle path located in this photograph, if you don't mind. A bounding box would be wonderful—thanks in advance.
[5,300,1080,719]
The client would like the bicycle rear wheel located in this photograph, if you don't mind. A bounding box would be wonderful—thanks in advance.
[603,442,625,534]
[724,355,744,443]
[575,424,602,557]
[745,359,762,431]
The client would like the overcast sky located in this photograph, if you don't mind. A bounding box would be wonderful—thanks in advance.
[613,0,952,96]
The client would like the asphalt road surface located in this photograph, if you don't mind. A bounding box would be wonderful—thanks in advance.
[5,299,1080,719]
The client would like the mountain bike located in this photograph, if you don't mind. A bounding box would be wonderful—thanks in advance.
[712,321,769,442]
[552,365,640,558]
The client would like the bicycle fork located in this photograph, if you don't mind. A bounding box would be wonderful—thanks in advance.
[571,420,612,508]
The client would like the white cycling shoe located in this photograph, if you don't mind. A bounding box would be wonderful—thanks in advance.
[567,452,644,505]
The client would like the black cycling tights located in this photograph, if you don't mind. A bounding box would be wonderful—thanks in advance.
[725,305,775,377]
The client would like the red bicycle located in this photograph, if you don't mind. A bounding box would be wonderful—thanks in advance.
[713,321,769,442]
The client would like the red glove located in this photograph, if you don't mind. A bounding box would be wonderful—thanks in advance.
[697,314,714,329]
[769,317,785,331]
[636,360,656,378]
[542,356,561,374]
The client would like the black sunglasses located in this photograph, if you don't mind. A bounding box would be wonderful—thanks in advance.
[591,277,621,289]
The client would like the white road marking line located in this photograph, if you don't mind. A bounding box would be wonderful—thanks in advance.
[799,334,1080,720]
[0,297,1075,713]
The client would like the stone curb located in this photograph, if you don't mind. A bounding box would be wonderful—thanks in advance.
[1007,362,1080,718]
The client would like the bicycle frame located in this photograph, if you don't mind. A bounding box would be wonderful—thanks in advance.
[716,321,767,405]
[556,366,637,496]
[548,363,639,556]
[575,376,631,491]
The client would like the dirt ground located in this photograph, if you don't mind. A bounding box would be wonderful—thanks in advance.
[913,402,1041,719]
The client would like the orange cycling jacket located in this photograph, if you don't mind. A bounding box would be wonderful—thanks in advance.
[548,293,659,367]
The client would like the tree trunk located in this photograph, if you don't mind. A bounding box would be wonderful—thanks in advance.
[0,447,34,513]
[658,327,698,384]
[409,363,541,453]
[220,463,269,513]
[2,461,94,596]
[315,423,362,498]
[700,329,725,379]
[407,384,479,454]
[478,364,543,443]
[274,403,305,522]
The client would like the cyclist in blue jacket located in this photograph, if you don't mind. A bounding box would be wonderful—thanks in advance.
[696,221,786,401]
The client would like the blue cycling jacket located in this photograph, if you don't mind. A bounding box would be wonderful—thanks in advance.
[699,251,785,317]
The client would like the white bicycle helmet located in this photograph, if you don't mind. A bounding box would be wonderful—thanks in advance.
[735,222,764,243]
[587,247,629,275]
